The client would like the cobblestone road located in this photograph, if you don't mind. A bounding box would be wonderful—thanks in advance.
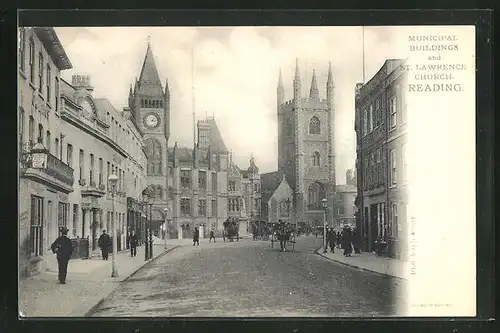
[90,236,406,317]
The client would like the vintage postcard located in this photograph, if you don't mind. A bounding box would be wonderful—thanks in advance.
[18,25,476,317]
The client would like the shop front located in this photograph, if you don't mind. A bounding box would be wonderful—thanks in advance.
[19,141,75,277]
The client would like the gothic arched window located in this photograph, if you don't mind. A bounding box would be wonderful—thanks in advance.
[279,199,291,217]
[145,139,162,175]
[307,181,325,210]
[309,116,320,135]
[312,151,320,166]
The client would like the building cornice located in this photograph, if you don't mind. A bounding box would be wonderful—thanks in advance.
[34,28,72,71]
[61,107,128,159]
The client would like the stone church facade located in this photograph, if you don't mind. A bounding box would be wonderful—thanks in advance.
[262,60,336,228]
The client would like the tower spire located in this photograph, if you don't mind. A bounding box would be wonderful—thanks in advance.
[293,58,301,101]
[191,47,196,147]
[327,61,334,101]
[277,68,284,107]
[309,69,319,100]
[137,39,163,96]
[294,58,301,81]
[327,61,333,84]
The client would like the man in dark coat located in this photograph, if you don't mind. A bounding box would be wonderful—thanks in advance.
[352,227,361,254]
[98,230,111,260]
[193,227,200,246]
[327,228,335,253]
[51,227,73,284]
[128,230,138,257]
[209,228,216,243]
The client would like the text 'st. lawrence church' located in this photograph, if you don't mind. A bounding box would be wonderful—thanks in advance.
[261,59,336,229]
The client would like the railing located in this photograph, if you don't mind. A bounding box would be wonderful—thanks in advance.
[44,152,75,187]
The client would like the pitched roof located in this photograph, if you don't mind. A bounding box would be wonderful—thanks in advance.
[137,44,164,97]
[167,147,193,163]
[260,171,285,204]
[205,118,228,153]
[93,98,117,115]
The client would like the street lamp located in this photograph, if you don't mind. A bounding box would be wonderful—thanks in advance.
[163,207,170,249]
[321,198,328,253]
[108,172,119,277]
[142,189,153,260]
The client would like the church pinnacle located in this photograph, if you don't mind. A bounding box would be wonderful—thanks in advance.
[327,61,334,87]
[309,69,319,100]
[294,58,301,81]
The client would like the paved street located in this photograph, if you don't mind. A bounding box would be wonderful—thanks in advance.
[90,235,406,317]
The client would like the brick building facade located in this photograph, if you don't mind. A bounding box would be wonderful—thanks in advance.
[354,59,408,259]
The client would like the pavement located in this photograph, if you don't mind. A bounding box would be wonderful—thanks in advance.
[89,235,406,317]
[19,243,177,317]
[317,245,409,280]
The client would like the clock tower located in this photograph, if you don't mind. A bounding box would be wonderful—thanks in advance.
[129,40,171,230]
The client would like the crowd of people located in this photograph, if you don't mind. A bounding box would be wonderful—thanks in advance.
[323,225,362,256]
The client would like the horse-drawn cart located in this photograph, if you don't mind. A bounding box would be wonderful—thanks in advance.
[222,218,239,242]
[252,220,270,241]
[270,221,296,252]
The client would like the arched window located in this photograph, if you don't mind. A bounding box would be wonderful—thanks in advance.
[145,139,162,175]
[309,116,320,134]
[28,116,34,148]
[54,138,59,158]
[307,182,325,210]
[160,100,163,108]
[38,124,43,146]
[19,109,25,145]
[312,151,320,166]
[46,131,51,153]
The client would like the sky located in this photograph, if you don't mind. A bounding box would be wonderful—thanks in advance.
[54,26,407,184]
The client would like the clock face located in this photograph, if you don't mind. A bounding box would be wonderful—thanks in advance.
[144,114,159,128]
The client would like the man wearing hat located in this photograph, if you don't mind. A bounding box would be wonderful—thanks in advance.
[50,227,73,284]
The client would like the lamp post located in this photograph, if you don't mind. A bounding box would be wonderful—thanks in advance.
[321,198,328,253]
[149,202,153,259]
[163,207,169,249]
[108,173,119,277]
[142,190,150,261]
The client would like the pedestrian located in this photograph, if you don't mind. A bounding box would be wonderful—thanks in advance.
[327,228,335,253]
[193,227,200,246]
[341,227,350,256]
[346,228,353,256]
[50,227,73,284]
[209,228,216,243]
[352,227,361,254]
[98,230,111,260]
[129,230,138,257]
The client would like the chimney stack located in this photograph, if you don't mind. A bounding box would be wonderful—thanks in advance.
[72,74,94,93]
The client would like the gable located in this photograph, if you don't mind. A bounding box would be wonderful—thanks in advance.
[269,178,293,204]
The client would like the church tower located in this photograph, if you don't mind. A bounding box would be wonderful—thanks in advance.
[275,60,336,228]
[129,40,170,224]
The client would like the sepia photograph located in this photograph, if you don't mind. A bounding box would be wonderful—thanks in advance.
[17,24,476,318]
